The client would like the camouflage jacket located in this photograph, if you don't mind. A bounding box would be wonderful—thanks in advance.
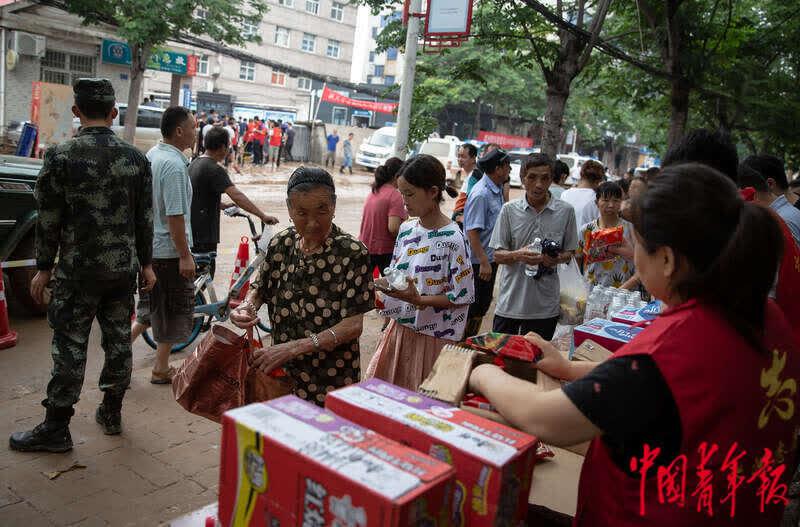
[35,126,153,280]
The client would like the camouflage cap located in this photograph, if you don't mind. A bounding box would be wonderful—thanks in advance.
[73,78,115,104]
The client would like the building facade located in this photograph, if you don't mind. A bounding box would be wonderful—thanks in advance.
[0,0,360,136]
[352,8,403,87]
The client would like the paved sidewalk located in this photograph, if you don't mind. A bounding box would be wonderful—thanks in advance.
[0,310,385,526]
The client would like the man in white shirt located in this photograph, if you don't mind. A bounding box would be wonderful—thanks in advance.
[560,159,604,235]
[741,154,800,247]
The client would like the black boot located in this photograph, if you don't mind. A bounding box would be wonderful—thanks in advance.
[95,391,124,435]
[9,402,73,453]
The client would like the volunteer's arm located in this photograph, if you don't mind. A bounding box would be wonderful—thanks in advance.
[470,365,601,446]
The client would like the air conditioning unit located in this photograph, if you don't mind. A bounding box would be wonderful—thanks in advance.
[11,31,46,57]
[367,64,376,76]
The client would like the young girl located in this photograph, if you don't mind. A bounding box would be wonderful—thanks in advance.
[576,181,635,287]
[366,154,476,390]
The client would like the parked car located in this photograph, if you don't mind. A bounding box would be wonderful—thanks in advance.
[73,103,165,153]
[356,126,397,170]
[557,153,595,185]
[0,154,46,315]
[419,137,459,172]
[508,148,540,188]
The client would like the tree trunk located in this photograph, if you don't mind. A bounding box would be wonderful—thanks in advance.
[541,81,569,158]
[124,43,152,143]
[473,97,482,137]
[666,78,690,150]
[170,74,182,107]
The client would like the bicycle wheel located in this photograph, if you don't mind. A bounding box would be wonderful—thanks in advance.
[141,291,208,353]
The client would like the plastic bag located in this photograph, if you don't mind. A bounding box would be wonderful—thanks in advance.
[558,258,589,325]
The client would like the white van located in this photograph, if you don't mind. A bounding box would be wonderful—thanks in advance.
[557,153,594,185]
[356,126,397,170]
[419,137,459,173]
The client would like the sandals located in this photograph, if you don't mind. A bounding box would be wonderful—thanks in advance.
[150,366,177,385]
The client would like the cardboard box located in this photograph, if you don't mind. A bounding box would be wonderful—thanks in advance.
[610,300,663,325]
[326,379,538,527]
[218,396,455,527]
[571,318,644,358]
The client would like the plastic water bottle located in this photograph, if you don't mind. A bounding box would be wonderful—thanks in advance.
[525,237,543,277]
[383,267,409,290]
[607,295,625,320]
[600,288,613,317]
[584,290,601,323]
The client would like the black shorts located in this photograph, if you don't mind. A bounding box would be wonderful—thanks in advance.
[492,315,559,340]
[136,258,195,343]
[468,262,498,318]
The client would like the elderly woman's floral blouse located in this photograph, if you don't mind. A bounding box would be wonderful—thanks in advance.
[252,224,374,405]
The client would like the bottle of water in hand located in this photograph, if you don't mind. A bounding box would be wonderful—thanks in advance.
[525,237,543,278]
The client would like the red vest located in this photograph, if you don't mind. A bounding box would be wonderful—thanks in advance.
[574,299,800,527]
[775,219,800,345]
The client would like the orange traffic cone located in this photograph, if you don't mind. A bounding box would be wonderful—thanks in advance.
[229,236,250,301]
[0,267,18,349]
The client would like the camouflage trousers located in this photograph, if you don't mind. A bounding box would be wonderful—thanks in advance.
[45,277,135,409]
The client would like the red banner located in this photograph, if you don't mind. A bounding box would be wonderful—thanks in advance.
[321,86,398,114]
[477,130,533,149]
[186,55,198,77]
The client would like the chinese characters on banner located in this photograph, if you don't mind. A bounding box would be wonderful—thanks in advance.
[630,442,789,518]
[476,130,533,149]
[320,86,398,115]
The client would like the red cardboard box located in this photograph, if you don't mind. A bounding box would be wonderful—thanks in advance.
[326,379,538,527]
[218,396,455,526]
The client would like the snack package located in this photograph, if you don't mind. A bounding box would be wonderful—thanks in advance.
[464,332,543,362]
[584,225,624,264]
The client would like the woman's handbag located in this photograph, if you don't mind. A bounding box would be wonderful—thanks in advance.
[172,325,294,422]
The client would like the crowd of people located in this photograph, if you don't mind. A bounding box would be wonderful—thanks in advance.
[194,109,296,170]
[9,75,800,526]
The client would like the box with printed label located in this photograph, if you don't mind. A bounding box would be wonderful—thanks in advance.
[326,379,538,527]
[218,396,455,527]
[571,318,644,357]
[611,300,663,325]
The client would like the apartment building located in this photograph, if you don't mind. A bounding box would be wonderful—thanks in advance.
[352,8,403,87]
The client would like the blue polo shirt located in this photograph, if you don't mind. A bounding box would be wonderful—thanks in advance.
[327,134,339,152]
[771,195,800,247]
[464,175,503,264]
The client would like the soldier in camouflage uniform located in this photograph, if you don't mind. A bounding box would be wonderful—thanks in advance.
[9,78,156,453]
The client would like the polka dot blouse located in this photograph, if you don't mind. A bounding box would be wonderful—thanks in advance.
[252,224,375,405]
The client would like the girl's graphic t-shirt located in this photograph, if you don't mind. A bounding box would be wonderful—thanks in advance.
[380,219,475,341]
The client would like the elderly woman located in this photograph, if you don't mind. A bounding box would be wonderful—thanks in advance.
[231,167,374,405]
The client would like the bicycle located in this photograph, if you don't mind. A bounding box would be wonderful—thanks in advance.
[141,208,272,353]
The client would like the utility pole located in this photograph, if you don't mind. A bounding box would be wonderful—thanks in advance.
[393,0,422,158]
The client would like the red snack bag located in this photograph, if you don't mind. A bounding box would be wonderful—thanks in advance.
[465,332,543,362]
[584,225,624,264]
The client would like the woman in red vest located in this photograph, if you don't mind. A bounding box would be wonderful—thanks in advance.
[470,163,800,526]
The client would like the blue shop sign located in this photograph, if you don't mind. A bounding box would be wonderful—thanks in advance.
[101,39,188,75]
[102,40,132,66]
